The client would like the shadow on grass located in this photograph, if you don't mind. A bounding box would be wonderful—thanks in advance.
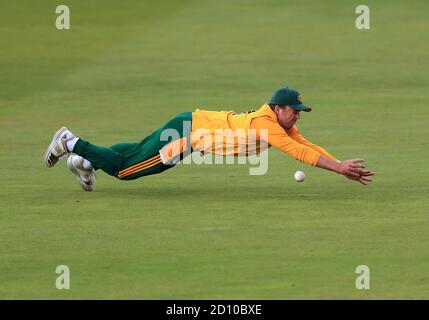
[97,183,359,201]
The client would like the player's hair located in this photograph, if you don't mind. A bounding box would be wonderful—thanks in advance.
[268,103,288,110]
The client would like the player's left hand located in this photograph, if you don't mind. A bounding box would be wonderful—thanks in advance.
[345,169,374,185]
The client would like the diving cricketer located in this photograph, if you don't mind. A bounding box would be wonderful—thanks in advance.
[44,87,374,191]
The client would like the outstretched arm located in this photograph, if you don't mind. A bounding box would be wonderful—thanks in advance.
[288,126,375,185]
[251,118,374,185]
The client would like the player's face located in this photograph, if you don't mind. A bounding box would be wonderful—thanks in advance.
[275,105,301,129]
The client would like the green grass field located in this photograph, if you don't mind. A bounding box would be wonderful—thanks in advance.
[1,0,428,299]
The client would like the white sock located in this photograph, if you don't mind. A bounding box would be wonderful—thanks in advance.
[66,137,79,152]
[82,159,93,170]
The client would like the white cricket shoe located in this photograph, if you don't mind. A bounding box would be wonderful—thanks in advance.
[67,155,96,192]
[44,127,75,167]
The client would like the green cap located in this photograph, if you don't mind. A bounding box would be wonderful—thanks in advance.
[268,87,312,112]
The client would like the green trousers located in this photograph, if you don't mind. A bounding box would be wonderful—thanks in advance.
[73,112,192,180]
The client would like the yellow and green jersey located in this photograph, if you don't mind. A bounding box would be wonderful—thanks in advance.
[190,104,337,165]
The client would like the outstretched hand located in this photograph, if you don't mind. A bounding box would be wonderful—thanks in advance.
[337,159,374,185]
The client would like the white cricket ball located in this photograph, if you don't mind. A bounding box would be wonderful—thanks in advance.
[294,170,305,182]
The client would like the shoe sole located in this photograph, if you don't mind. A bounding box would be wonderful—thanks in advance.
[67,156,94,192]
[44,127,68,167]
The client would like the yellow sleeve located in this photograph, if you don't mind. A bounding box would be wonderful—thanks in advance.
[250,117,321,166]
[287,125,338,161]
